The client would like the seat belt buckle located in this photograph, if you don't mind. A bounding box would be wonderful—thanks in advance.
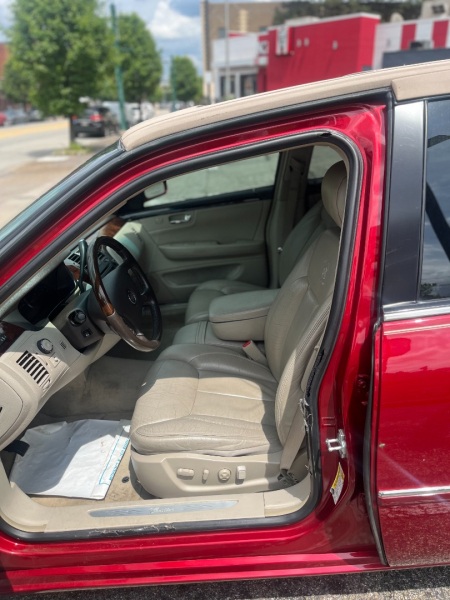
[242,341,268,366]
[278,469,299,486]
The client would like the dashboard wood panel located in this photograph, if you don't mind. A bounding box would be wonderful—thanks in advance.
[98,216,126,238]
[0,322,25,356]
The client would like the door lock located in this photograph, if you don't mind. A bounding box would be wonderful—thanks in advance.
[326,429,347,458]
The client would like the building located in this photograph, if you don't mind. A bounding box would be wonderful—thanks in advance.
[374,16,450,69]
[212,32,259,99]
[0,43,9,110]
[201,1,282,100]
[211,7,450,101]
[258,14,379,93]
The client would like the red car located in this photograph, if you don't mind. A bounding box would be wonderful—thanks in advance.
[0,112,6,127]
[1,60,450,594]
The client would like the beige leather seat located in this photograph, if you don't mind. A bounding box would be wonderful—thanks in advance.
[130,162,347,498]
[184,198,329,325]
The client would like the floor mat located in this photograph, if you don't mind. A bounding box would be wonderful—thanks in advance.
[10,420,130,500]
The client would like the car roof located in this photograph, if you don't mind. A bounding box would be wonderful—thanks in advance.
[121,59,450,152]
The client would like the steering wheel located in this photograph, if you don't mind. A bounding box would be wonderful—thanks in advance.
[87,236,162,352]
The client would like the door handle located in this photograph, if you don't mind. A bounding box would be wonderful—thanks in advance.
[169,214,192,224]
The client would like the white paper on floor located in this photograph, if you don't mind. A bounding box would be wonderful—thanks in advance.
[10,419,130,500]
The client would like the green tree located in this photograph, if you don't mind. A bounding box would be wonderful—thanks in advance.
[4,0,114,141]
[115,13,162,107]
[171,56,202,103]
[273,0,422,24]
[1,58,32,105]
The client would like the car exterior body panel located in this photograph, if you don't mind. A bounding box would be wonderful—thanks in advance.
[375,314,450,567]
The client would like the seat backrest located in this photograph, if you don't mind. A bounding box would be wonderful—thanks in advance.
[264,161,347,445]
[278,200,335,286]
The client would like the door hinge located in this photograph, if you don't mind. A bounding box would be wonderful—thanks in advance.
[326,429,347,458]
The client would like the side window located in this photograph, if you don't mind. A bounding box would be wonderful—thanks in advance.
[307,145,341,181]
[420,99,450,299]
[143,153,279,208]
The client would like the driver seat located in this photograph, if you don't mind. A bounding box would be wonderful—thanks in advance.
[130,162,347,498]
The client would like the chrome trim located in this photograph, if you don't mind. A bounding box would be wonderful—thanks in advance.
[379,485,450,499]
[384,305,450,322]
[88,500,238,518]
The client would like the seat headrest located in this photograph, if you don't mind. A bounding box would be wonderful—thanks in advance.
[321,161,347,228]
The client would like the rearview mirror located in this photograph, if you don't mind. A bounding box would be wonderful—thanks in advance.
[143,181,167,204]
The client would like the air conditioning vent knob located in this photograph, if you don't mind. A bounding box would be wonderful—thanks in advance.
[37,339,53,355]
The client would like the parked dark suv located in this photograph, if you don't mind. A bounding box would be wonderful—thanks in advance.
[72,106,119,137]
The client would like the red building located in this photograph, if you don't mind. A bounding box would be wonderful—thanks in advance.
[212,10,450,101]
[258,14,380,92]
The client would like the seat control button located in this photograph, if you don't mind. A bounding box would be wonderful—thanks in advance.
[218,468,231,482]
[236,466,246,481]
[202,469,209,482]
[177,468,194,478]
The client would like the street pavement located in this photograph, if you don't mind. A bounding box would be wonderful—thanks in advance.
[0,120,119,229]
[0,120,69,177]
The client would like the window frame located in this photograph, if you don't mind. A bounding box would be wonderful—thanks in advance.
[119,153,281,219]
[382,96,450,322]
[143,153,280,209]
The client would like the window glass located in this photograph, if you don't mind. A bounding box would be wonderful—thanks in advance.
[420,100,450,299]
[144,153,279,208]
[308,145,341,180]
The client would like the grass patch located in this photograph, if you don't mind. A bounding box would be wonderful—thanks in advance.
[54,142,91,156]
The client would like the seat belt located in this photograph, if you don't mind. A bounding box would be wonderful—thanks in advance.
[280,332,325,483]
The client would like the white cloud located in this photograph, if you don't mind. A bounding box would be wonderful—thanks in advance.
[148,0,201,40]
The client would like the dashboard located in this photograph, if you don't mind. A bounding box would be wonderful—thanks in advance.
[0,215,140,453]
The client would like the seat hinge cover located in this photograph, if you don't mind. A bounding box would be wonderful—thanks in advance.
[325,429,347,459]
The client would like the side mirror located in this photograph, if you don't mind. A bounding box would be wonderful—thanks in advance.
[143,181,167,206]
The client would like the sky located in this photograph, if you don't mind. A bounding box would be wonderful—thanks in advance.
[0,0,284,79]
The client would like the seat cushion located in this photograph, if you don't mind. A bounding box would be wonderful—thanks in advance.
[130,344,281,456]
[185,280,265,324]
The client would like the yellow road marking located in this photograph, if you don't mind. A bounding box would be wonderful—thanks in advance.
[0,121,68,141]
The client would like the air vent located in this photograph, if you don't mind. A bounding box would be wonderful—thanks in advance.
[60,341,67,350]
[68,252,81,265]
[17,351,50,388]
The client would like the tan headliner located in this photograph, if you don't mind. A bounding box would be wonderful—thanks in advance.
[121,59,450,151]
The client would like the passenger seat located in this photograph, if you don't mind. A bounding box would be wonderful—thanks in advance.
[184,191,336,326]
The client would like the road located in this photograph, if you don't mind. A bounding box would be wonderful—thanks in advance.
[0,121,118,229]
[0,120,70,177]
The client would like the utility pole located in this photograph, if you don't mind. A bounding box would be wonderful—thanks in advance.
[170,56,177,107]
[110,3,127,131]
[224,0,230,99]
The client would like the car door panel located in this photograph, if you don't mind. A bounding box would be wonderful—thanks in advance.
[129,199,270,303]
[371,316,450,567]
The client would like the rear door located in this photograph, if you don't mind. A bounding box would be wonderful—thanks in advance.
[119,153,279,304]
[368,97,450,567]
